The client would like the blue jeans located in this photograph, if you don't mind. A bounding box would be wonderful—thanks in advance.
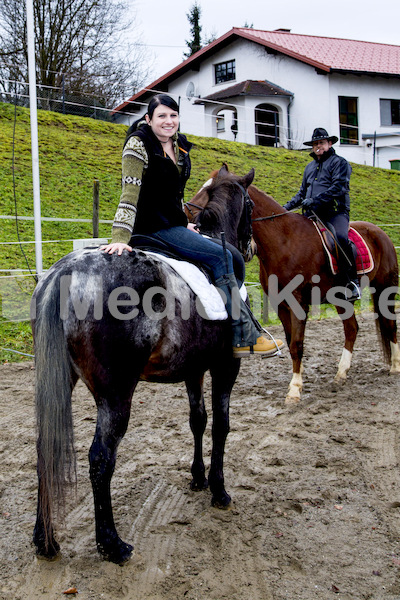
[151,226,244,284]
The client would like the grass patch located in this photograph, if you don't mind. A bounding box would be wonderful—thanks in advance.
[0,102,399,362]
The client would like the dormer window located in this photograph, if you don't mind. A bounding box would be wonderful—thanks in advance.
[215,60,236,84]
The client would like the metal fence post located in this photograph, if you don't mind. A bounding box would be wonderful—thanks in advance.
[93,180,100,238]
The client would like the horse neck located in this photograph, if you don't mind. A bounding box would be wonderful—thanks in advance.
[250,185,290,259]
[249,185,284,219]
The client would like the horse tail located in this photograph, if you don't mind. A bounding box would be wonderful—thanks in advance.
[370,238,399,365]
[33,271,76,550]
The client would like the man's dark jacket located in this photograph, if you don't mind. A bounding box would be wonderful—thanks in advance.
[285,147,351,219]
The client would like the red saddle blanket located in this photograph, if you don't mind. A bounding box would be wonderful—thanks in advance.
[316,225,374,275]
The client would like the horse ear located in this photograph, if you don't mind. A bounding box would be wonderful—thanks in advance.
[219,163,229,175]
[241,168,255,189]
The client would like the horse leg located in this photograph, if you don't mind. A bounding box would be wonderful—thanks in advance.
[279,306,307,405]
[371,279,400,375]
[89,393,135,564]
[208,357,240,508]
[390,342,400,374]
[185,375,208,491]
[334,310,359,382]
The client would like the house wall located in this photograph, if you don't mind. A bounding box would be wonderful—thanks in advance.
[170,39,332,147]
[328,74,400,168]
[168,40,340,149]
[116,38,400,169]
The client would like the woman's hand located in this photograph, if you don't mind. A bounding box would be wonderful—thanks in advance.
[100,242,132,255]
[187,223,200,234]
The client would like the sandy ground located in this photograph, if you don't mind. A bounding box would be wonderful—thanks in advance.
[1,313,400,600]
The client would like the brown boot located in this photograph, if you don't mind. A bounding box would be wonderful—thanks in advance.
[214,273,284,358]
[233,335,284,358]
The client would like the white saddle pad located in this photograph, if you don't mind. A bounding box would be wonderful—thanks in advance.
[146,252,246,320]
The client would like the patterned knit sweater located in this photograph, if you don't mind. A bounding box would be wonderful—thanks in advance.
[111,131,188,243]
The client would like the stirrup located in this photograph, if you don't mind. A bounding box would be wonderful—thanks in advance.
[260,327,284,358]
[344,281,361,302]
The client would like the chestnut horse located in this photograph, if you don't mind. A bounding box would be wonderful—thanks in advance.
[186,166,400,404]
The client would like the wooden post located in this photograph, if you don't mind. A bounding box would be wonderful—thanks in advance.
[262,291,269,324]
[93,179,100,238]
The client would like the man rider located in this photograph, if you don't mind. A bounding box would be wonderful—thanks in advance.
[283,127,361,302]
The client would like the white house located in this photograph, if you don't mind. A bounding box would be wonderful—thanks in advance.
[113,28,400,170]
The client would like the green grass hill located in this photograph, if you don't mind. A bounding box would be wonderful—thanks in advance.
[0,102,399,362]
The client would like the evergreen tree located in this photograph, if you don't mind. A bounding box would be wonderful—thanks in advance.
[184,2,202,58]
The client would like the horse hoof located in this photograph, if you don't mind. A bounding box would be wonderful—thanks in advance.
[35,548,61,562]
[211,492,231,509]
[285,394,300,405]
[190,477,209,491]
[98,540,133,565]
[33,534,60,561]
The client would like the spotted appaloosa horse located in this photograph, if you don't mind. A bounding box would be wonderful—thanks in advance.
[186,166,400,404]
[32,166,255,564]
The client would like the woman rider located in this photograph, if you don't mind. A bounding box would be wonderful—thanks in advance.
[102,94,283,357]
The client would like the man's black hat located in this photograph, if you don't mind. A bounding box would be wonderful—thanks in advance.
[303,127,339,146]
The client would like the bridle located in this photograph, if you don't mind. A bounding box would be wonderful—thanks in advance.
[185,200,205,218]
[188,180,254,260]
[187,180,292,225]
[235,182,255,259]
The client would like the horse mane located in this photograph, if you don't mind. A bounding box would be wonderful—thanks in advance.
[196,171,238,234]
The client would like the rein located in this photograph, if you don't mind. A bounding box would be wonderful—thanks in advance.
[252,212,291,222]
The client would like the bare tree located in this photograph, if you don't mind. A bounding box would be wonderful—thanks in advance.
[0,0,151,116]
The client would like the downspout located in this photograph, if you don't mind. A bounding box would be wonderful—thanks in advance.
[373,131,376,167]
[287,94,294,150]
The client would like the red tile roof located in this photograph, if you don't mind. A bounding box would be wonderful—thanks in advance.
[237,28,400,75]
[113,28,400,114]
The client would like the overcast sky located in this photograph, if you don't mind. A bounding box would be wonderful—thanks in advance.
[132,0,399,82]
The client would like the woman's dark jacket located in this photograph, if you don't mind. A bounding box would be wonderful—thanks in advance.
[285,147,351,219]
[127,123,192,235]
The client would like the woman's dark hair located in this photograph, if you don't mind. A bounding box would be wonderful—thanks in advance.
[124,94,180,144]
[147,94,179,119]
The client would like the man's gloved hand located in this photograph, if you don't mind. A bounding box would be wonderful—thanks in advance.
[301,198,314,210]
[283,199,297,210]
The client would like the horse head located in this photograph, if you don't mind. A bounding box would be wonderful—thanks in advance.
[187,164,256,261]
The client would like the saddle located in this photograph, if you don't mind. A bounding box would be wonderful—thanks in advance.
[313,222,374,275]
[128,235,228,321]
[129,234,214,278]
[129,234,186,259]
